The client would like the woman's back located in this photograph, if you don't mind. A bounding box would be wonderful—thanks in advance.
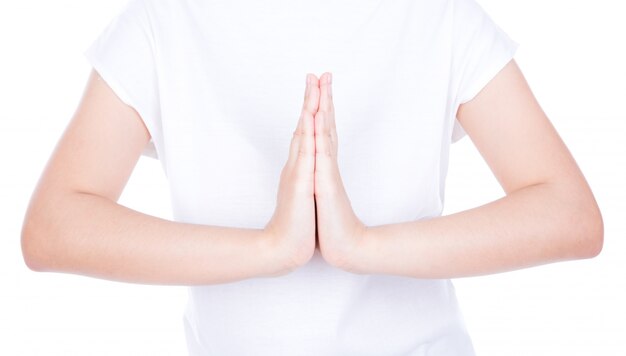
[81,0,517,353]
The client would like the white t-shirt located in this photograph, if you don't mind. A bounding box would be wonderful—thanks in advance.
[84,0,517,354]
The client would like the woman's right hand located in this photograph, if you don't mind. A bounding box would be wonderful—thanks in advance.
[263,74,320,274]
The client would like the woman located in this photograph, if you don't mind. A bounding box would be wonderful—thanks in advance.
[21,0,603,354]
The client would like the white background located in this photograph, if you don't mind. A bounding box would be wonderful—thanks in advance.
[1,0,624,355]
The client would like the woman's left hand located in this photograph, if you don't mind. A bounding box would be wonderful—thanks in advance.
[314,72,367,271]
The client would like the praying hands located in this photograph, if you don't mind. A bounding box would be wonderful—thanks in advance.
[263,73,365,272]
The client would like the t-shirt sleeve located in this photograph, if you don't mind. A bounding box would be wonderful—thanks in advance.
[450,0,519,143]
[83,0,161,159]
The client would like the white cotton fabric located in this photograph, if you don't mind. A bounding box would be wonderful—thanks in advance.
[84,0,517,354]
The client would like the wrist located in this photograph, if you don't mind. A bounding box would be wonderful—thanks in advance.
[258,229,300,277]
[328,222,370,275]
[349,224,399,276]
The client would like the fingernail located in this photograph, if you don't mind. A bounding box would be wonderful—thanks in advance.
[306,74,312,85]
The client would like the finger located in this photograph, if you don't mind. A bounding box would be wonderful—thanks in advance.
[318,72,333,114]
[288,74,319,170]
[302,73,320,115]
[318,72,338,155]
[314,110,336,175]
[287,75,311,167]
[297,74,314,136]
[296,100,316,177]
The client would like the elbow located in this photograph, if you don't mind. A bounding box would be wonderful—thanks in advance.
[21,213,52,272]
[571,198,604,260]
[583,207,604,259]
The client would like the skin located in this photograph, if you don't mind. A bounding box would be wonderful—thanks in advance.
[313,64,603,277]
[20,71,319,284]
[21,60,603,284]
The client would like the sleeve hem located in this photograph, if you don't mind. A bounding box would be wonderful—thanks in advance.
[451,42,519,143]
[83,48,159,159]
[458,42,519,105]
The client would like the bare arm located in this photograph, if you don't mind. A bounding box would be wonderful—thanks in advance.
[21,70,320,285]
[313,63,603,278]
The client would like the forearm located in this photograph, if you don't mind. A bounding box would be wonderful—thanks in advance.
[21,191,286,285]
[350,182,603,278]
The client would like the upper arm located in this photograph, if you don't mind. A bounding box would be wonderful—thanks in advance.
[456,59,592,196]
[34,69,151,201]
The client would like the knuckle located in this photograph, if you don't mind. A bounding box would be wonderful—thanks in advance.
[315,150,333,158]
[298,144,313,157]
[302,102,314,114]
[293,127,304,137]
